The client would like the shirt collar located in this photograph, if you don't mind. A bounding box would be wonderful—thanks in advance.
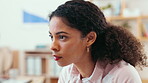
[69,62,105,82]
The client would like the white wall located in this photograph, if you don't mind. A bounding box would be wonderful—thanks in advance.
[1,0,148,50]
[0,0,68,50]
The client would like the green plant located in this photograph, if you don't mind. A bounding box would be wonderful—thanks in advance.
[101,4,112,10]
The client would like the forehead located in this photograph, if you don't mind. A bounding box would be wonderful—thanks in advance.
[49,16,81,34]
[49,17,67,30]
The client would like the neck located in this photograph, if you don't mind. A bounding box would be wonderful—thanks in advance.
[74,55,96,78]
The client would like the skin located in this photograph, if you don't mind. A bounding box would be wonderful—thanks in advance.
[49,16,97,78]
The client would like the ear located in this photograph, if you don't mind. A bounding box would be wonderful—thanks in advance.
[86,31,97,47]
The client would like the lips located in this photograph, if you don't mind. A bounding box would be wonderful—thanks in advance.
[53,55,62,61]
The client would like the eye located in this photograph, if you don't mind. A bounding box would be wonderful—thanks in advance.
[49,35,53,41]
[59,35,68,40]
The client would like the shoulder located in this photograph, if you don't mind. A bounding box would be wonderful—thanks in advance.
[113,60,142,83]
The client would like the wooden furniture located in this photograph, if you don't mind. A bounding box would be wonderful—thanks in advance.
[25,50,51,74]
[142,79,148,83]
[16,76,45,83]
[104,0,148,41]
[50,77,58,83]
[106,15,148,41]
[12,50,19,69]
[24,50,52,83]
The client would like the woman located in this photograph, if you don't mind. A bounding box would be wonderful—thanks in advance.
[48,0,147,83]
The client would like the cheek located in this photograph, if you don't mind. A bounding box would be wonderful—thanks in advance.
[61,41,86,57]
[61,43,76,54]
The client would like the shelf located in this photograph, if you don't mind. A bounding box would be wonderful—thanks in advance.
[106,15,148,41]
[106,16,139,21]
[141,16,148,19]
[106,15,148,21]
[140,37,148,41]
[90,0,148,41]
[25,50,52,54]
[25,50,52,58]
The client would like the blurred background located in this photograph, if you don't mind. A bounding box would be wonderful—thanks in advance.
[0,0,148,83]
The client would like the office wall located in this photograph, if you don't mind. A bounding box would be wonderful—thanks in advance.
[0,0,148,50]
[0,0,68,50]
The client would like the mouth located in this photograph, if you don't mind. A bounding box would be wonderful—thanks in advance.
[53,55,62,61]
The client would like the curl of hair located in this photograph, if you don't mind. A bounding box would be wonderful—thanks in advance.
[95,24,147,68]
[49,0,147,68]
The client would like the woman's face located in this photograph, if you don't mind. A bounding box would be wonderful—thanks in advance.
[49,16,89,67]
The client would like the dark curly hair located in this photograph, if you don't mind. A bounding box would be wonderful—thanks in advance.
[49,0,147,68]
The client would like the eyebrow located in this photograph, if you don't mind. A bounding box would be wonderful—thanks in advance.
[49,31,69,35]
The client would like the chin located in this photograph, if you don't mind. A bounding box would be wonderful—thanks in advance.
[57,62,71,67]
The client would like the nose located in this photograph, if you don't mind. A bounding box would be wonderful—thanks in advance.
[50,40,60,52]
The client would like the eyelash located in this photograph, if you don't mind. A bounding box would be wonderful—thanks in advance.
[58,35,68,40]
[49,35,53,40]
[49,35,68,41]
